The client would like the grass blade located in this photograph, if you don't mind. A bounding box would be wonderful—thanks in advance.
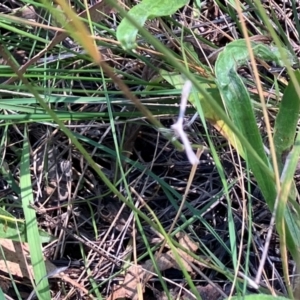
[274,70,300,171]
[20,127,50,300]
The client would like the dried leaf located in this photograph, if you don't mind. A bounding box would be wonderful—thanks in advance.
[0,239,58,280]
[155,284,224,300]
[197,284,224,300]
[10,5,37,21]
[107,232,200,300]
[107,264,145,300]
[107,285,126,300]
[176,232,199,253]
[0,239,30,278]
[0,278,11,292]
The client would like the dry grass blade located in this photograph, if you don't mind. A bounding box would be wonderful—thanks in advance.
[2,0,110,85]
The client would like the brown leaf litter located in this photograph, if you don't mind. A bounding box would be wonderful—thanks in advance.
[107,232,214,300]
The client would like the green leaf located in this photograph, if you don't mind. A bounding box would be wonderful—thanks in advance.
[215,39,300,291]
[20,129,51,300]
[274,70,300,171]
[273,70,300,267]
[116,0,188,50]
[276,126,300,267]
[0,288,4,300]
[215,39,294,210]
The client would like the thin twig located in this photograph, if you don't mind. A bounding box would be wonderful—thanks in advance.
[171,80,199,165]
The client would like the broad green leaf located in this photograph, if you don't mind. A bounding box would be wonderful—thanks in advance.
[116,0,188,50]
[227,295,290,300]
[0,207,52,243]
[160,70,245,156]
[215,39,300,280]
[215,39,294,209]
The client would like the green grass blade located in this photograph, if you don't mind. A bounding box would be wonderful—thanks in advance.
[0,288,5,300]
[277,130,300,276]
[274,70,300,170]
[272,70,300,279]
[20,128,51,300]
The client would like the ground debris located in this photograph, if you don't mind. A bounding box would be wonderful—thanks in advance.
[107,232,204,300]
[154,283,224,300]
